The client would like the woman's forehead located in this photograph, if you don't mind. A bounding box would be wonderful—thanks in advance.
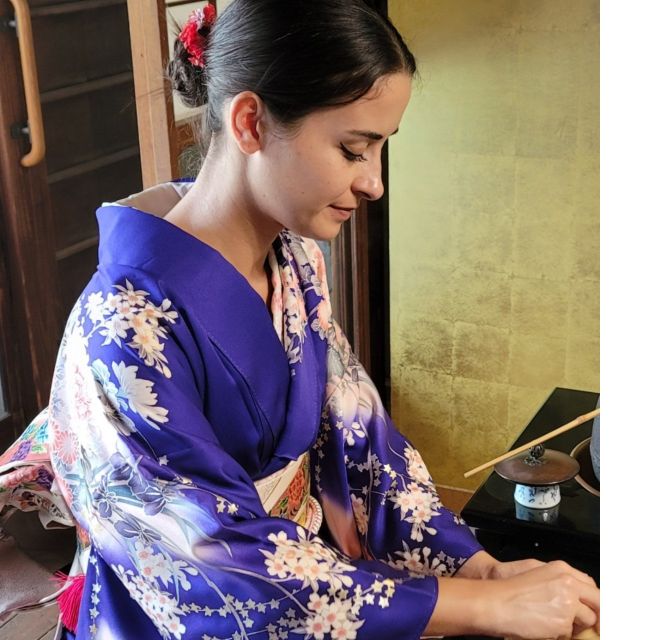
[310,73,412,137]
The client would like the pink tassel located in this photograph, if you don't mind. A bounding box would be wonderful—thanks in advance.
[54,571,85,634]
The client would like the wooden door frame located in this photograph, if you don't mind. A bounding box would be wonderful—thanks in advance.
[331,145,391,409]
[127,0,179,187]
[0,2,62,441]
[127,0,212,188]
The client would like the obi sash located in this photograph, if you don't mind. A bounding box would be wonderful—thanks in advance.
[255,451,323,534]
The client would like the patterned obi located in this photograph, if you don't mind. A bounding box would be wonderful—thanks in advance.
[253,452,323,534]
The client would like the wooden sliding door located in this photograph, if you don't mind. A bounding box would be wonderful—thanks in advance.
[0,0,142,448]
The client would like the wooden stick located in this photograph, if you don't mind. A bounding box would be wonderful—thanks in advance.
[464,408,600,479]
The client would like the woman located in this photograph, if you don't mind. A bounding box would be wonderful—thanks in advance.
[0,1,599,638]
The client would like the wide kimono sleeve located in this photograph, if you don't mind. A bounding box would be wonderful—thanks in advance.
[301,239,483,577]
[48,268,442,640]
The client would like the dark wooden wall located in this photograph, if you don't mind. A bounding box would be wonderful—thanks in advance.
[0,0,141,448]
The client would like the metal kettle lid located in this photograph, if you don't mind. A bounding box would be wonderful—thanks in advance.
[495,445,580,486]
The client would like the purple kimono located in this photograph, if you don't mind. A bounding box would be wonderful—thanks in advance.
[3,183,482,639]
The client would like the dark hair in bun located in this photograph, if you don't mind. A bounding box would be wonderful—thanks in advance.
[167,38,208,109]
[169,0,416,145]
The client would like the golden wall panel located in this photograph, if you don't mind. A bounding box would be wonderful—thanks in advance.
[389,0,599,490]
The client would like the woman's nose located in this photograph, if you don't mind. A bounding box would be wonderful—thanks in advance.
[352,159,384,201]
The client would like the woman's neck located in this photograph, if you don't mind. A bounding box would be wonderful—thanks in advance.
[165,151,282,296]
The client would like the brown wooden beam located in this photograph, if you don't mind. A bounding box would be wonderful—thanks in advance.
[126,0,178,187]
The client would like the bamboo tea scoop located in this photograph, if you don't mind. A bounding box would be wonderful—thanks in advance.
[464,408,600,479]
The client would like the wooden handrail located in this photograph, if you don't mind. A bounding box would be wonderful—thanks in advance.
[8,0,46,167]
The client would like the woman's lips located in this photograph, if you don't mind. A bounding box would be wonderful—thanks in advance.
[329,205,355,220]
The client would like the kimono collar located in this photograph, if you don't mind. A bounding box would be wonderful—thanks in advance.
[95,183,326,471]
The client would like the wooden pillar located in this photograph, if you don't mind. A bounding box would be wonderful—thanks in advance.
[126,0,178,187]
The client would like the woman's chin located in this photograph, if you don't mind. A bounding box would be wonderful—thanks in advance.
[287,219,345,242]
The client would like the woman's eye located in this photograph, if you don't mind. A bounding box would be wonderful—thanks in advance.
[340,144,367,163]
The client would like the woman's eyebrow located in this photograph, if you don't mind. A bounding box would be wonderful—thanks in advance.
[347,128,399,140]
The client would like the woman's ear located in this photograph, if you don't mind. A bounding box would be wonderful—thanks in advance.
[228,91,265,155]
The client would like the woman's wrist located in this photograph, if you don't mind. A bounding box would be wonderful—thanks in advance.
[424,576,500,637]
[454,549,500,580]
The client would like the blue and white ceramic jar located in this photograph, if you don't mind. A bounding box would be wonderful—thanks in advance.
[514,483,561,509]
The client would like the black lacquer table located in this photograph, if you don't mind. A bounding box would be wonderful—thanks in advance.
[453,387,600,640]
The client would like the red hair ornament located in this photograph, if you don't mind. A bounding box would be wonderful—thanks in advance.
[179,3,216,69]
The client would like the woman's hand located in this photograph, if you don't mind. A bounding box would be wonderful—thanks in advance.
[424,559,599,639]
[458,550,544,580]
[488,560,600,640]
[487,557,546,580]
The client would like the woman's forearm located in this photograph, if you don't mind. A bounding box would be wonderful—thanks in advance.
[422,577,493,637]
